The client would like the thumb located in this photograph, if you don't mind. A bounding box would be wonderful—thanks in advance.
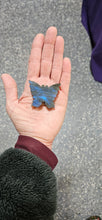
[1,74,18,104]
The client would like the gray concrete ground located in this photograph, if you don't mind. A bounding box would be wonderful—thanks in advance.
[0,0,102,219]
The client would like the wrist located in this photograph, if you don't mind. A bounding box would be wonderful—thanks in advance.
[32,137,52,150]
[19,133,52,150]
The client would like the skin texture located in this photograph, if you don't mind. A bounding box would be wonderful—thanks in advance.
[1,26,71,150]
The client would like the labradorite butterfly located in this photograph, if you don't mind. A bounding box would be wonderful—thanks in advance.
[29,80,60,109]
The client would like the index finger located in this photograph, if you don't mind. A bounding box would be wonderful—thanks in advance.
[27,33,44,79]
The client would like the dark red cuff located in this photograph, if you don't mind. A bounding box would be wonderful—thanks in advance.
[15,135,58,170]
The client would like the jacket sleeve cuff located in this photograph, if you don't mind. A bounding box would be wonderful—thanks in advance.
[15,135,58,170]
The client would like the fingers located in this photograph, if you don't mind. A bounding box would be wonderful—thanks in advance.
[28,34,44,78]
[40,26,57,77]
[1,74,18,105]
[27,26,71,96]
[60,57,71,95]
[51,36,64,83]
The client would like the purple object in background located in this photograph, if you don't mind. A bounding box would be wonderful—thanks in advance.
[81,0,102,82]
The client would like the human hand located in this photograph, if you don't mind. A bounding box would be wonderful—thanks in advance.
[1,26,71,150]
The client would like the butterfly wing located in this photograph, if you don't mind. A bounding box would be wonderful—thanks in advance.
[49,83,60,100]
[29,81,43,107]
[44,83,60,108]
[29,81,42,94]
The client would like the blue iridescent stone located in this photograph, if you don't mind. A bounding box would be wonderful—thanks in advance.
[29,80,60,109]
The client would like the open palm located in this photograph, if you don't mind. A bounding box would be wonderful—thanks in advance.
[1,27,71,149]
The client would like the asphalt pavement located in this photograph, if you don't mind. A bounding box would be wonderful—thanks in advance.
[0,1,102,219]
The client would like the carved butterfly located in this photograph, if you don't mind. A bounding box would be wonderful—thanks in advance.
[29,80,60,109]
[86,216,101,220]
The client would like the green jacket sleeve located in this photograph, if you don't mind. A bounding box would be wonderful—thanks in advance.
[0,147,57,220]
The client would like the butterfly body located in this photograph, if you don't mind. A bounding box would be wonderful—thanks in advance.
[29,80,60,108]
